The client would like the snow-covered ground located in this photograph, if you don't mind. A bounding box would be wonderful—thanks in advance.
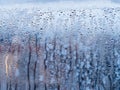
[0,3,120,90]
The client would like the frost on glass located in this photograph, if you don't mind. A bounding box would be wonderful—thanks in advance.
[0,7,120,90]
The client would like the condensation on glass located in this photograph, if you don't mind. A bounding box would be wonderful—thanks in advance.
[0,7,120,90]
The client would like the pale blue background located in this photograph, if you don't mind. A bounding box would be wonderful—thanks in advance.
[0,0,119,4]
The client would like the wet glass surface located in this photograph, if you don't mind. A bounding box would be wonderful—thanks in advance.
[0,3,120,90]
